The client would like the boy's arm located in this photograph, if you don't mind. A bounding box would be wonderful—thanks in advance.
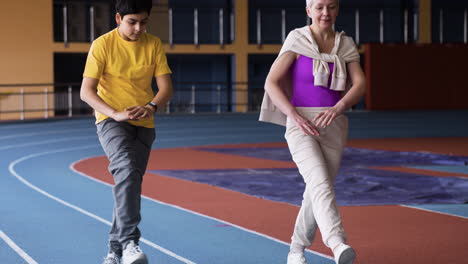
[143,73,173,114]
[80,77,134,122]
[125,74,173,120]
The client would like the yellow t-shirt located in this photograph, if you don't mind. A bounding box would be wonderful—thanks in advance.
[83,28,172,128]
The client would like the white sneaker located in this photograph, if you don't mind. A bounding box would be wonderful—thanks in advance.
[122,241,148,264]
[103,252,120,264]
[333,243,356,264]
[287,252,307,264]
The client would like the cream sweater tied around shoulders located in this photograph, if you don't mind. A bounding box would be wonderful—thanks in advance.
[259,26,360,126]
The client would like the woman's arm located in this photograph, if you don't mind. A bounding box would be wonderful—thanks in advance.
[313,61,366,127]
[338,62,366,111]
[265,52,320,136]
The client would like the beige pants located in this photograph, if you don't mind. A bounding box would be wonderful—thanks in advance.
[285,107,348,249]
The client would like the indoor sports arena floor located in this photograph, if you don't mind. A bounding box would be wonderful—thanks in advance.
[1,111,467,264]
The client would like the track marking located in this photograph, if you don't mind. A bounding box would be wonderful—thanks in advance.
[8,145,196,264]
[8,134,466,262]
[0,136,95,151]
[0,230,38,264]
[71,156,335,261]
[0,128,92,140]
[400,205,468,220]
[3,128,323,261]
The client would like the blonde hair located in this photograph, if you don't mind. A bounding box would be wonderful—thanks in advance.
[306,0,339,8]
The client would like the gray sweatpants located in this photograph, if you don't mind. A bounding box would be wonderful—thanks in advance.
[96,119,155,255]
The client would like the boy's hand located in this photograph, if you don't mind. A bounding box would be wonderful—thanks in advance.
[112,110,132,122]
[126,105,154,120]
[111,105,154,121]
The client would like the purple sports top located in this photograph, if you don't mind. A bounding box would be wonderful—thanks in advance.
[290,55,341,107]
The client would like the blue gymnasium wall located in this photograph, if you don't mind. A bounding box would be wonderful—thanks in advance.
[51,0,468,114]
[166,55,233,112]
[248,55,276,111]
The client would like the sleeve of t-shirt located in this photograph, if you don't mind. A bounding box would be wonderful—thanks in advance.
[83,40,106,79]
[154,38,172,77]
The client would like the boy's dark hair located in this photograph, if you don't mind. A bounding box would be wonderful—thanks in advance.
[115,0,153,18]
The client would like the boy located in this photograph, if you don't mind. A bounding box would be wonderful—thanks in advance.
[80,0,173,263]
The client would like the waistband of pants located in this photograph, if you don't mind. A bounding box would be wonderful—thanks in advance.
[287,107,348,126]
[294,107,333,113]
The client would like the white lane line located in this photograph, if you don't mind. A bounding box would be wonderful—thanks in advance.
[0,136,96,151]
[399,205,468,219]
[0,230,39,264]
[0,122,92,131]
[71,157,335,261]
[0,121,271,140]
[0,128,92,140]
[154,133,281,143]
[9,145,196,264]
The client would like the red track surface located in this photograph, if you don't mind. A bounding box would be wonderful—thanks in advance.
[74,138,468,264]
[347,137,468,156]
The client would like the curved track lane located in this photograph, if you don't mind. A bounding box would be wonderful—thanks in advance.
[0,116,333,264]
[2,112,468,264]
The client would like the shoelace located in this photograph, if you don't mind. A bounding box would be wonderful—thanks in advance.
[127,244,143,255]
[103,259,118,264]
[103,254,119,264]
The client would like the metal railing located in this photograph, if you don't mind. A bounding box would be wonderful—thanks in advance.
[0,83,90,120]
[436,8,468,44]
[0,80,369,121]
[55,2,232,46]
[54,0,112,44]
[254,7,421,45]
[54,2,467,46]
[465,9,468,43]
[168,7,231,46]
[62,5,68,46]
[0,82,261,121]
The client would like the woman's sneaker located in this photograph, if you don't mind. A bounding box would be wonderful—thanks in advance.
[102,252,120,264]
[287,252,307,264]
[333,243,356,264]
[122,241,148,264]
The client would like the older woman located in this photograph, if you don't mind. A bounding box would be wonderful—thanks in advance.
[259,0,366,263]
